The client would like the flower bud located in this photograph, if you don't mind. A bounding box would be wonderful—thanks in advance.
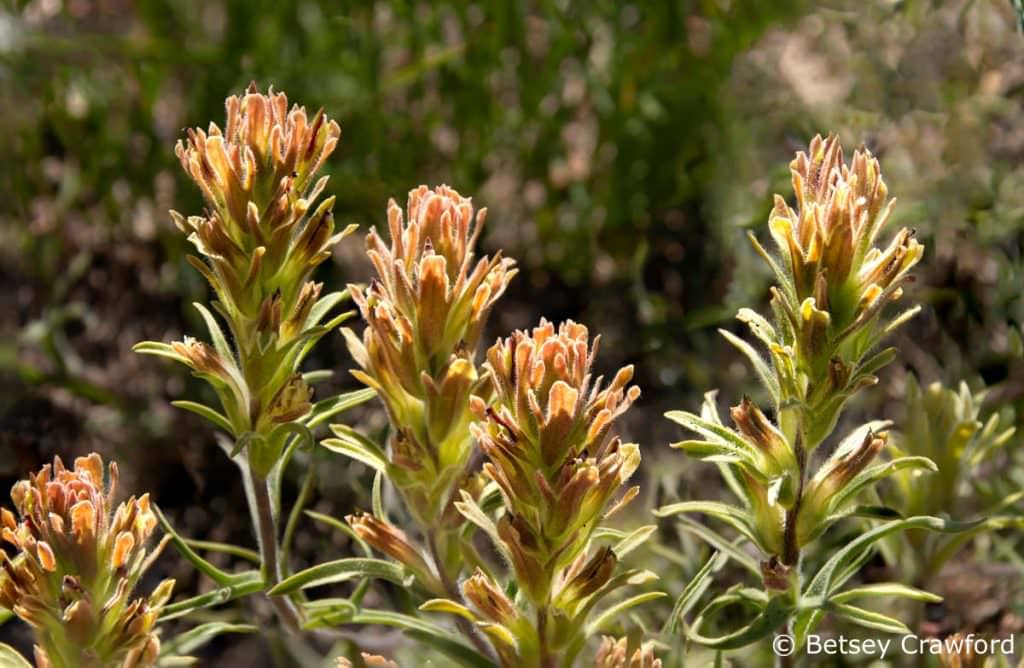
[594,636,662,668]
[462,569,520,627]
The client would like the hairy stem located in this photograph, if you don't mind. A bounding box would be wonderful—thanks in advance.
[249,467,304,633]
[426,529,495,660]
[538,606,556,668]
[781,433,807,568]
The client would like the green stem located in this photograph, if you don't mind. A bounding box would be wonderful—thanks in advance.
[538,606,555,668]
[249,467,304,633]
[426,529,495,661]
[280,467,316,568]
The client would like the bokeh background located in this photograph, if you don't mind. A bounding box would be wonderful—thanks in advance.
[2,0,1023,664]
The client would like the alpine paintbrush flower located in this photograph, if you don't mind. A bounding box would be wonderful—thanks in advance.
[470,319,641,604]
[427,319,650,667]
[0,454,174,668]
[137,85,357,475]
[136,86,365,633]
[341,185,517,528]
[660,135,940,648]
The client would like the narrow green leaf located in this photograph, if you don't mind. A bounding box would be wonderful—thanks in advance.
[306,388,376,429]
[794,515,984,648]
[420,598,477,622]
[301,598,358,630]
[663,550,728,635]
[133,341,188,364]
[192,302,234,362]
[654,501,759,547]
[153,504,238,586]
[269,558,410,595]
[831,603,911,634]
[672,516,760,576]
[372,469,385,520]
[160,622,256,657]
[159,572,264,621]
[690,594,791,650]
[613,525,657,558]
[322,425,388,472]
[585,592,667,635]
[719,328,780,404]
[182,539,260,563]
[830,583,941,605]
[171,401,235,435]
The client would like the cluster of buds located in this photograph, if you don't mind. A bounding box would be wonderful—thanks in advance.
[0,455,173,668]
[138,85,356,475]
[593,636,663,668]
[471,320,641,605]
[751,134,924,449]
[768,133,923,356]
[172,83,350,329]
[425,320,644,666]
[343,185,516,528]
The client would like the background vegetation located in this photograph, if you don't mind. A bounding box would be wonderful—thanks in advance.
[2,0,1022,664]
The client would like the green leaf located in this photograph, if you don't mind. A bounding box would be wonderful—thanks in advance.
[335,609,497,667]
[0,609,12,625]
[133,341,188,364]
[830,603,911,634]
[0,644,31,668]
[321,425,388,472]
[793,515,983,648]
[671,516,760,576]
[654,501,759,547]
[159,572,264,621]
[305,388,376,429]
[663,550,729,635]
[153,503,239,586]
[830,583,941,605]
[719,328,780,404]
[665,411,766,478]
[585,592,667,635]
[420,598,478,622]
[306,290,351,329]
[171,400,236,435]
[303,510,373,557]
[301,598,358,630]
[192,302,234,362]
[269,558,411,595]
[372,469,385,520]
[612,524,657,558]
[301,369,334,385]
[827,456,937,514]
[160,622,257,657]
[182,539,260,563]
[455,490,509,562]
[689,593,792,650]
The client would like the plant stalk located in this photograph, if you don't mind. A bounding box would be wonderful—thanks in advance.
[249,467,304,634]
[426,529,495,661]
[538,606,556,668]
